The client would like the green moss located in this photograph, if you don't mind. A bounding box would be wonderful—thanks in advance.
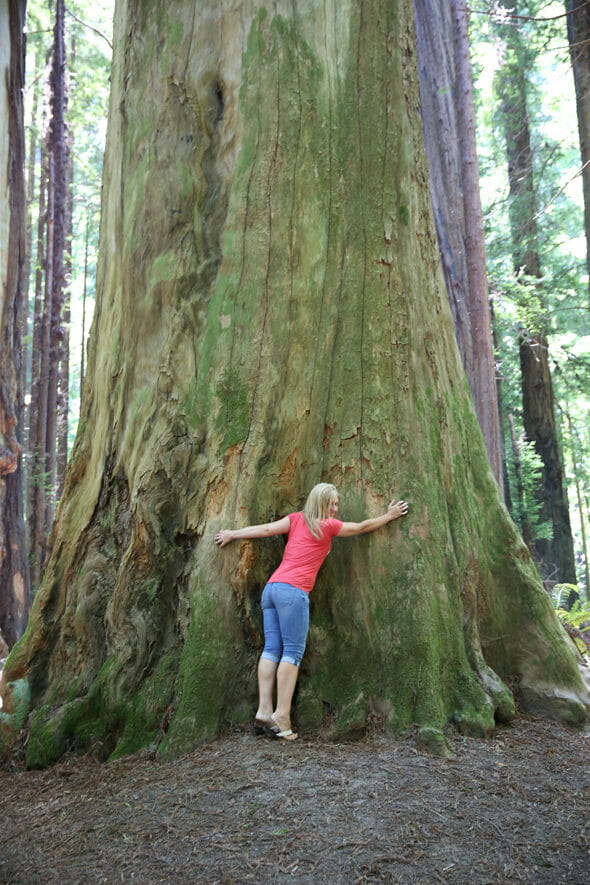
[167,17,183,48]
[26,648,182,766]
[26,705,64,768]
[215,368,250,447]
[158,576,243,758]
[111,318,122,369]
[129,386,153,425]
[418,727,454,758]
[180,382,199,430]
[148,252,178,290]
[26,670,120,767]
[111,649,180,759]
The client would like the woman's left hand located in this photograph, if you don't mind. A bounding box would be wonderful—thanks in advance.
[388,499,408,520]
[214,530,234,548]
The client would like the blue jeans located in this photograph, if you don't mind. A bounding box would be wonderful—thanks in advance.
[260,582,310,667]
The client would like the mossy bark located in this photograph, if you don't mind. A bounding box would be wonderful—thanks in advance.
[1,0,588,765]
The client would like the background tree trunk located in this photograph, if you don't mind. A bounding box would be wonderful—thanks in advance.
[45,0,67,531]
[56,35,74,498]
[496,15,577,586]
[27,0,69,586]
[1,0,587,766]
[26,143,46,583]
[0,0,31,649]
[413,0,503,489]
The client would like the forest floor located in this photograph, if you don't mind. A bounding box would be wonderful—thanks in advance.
[0,714,589,884]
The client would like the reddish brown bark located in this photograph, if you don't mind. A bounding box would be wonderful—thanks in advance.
[414,0,503,490]
[0,0,31,647]
[567,0,590,307]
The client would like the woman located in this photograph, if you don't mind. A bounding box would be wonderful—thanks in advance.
[214,483,408,741]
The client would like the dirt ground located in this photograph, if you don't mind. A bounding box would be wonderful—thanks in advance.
[1,715,589,885]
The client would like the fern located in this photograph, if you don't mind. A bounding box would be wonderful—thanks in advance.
[553,590,590,657]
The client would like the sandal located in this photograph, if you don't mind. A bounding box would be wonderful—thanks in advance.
[273,728,298,741]
[252,718,280,736]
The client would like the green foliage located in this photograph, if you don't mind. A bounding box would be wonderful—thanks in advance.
[507,437,553,542]
[470,1,590,582]
[24,0,114,447]
[556,598,590,634]
[0,678,31,733]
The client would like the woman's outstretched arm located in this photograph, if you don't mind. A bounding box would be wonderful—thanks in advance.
[337,498,408,538]
[214,516,291,548]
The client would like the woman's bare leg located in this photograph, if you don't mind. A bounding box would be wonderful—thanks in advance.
[273,661,299,738]
[255,657,277,722]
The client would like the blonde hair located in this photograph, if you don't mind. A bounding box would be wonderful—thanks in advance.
[303,483,338,539]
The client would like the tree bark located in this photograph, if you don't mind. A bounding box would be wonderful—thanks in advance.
[79,217,90,400]
[414,0,503,489]
[0,0,31,648]
[566,0,590,308]
[1,0,587,766]
[57,56,73,500]
[45,0,68,528]
[565,411,590,595]
[26,142,47,587]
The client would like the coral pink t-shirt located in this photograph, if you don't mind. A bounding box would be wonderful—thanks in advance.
[268,511,343,594]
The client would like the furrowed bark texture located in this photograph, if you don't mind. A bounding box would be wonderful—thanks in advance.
[1,0,587,765]
[0,0,31,648]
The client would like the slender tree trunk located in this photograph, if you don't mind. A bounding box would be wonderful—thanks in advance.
[491,300,512,507]
[26,142,47,586]
[80,217,90,400]
[519,332,576,583]
[496,10,577,584]
[565,411,590,595]
[0,0,31,648]
[30,141,54,586]
[22,46,43,447]
[414,0,503,490]
[57,48,74,499]
[2,0,587,767]
[566,0,590,308]
[45,0,67,528]
[28,0,68,582]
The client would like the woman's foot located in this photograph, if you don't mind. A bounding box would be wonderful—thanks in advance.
[252,710,279,735]
[271,714,298,741]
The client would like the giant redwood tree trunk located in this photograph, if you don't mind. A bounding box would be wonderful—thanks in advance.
[0,0,31,648]
[1,0,588,766]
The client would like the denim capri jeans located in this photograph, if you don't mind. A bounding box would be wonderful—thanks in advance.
[260,582,310,667]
